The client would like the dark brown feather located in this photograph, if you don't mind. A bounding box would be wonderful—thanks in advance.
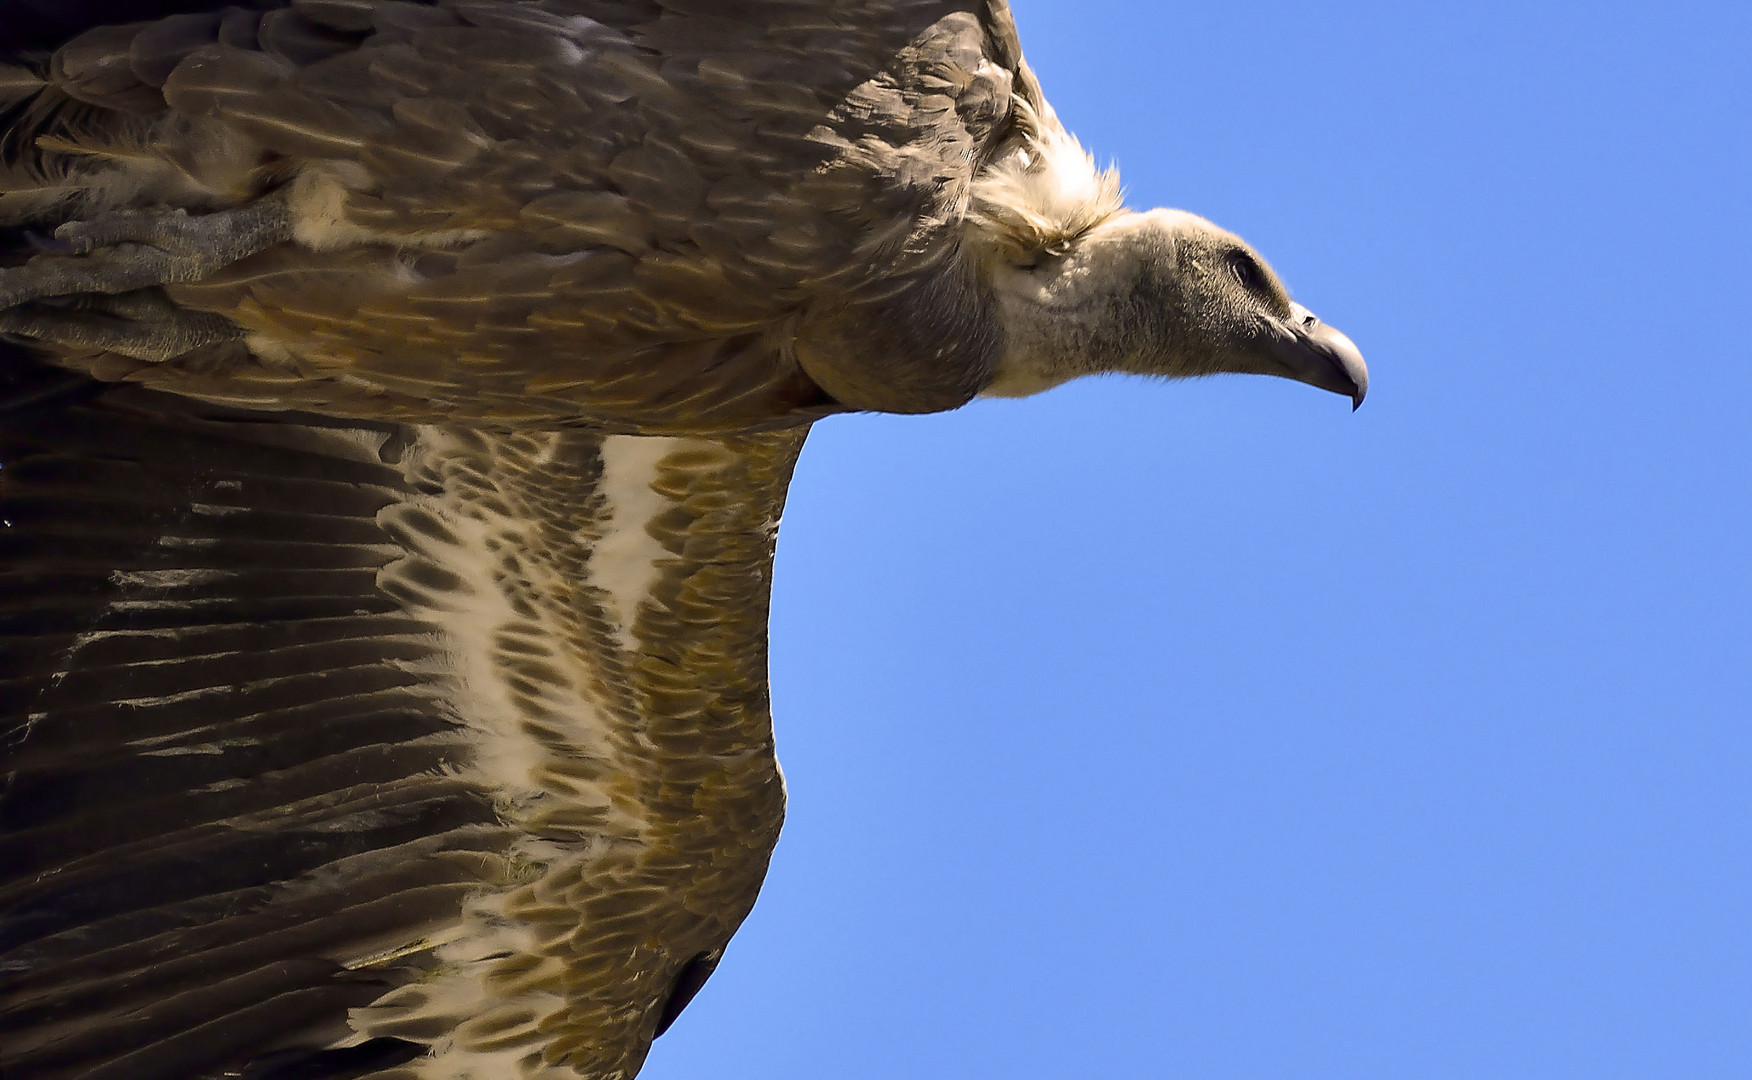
[2,1,1036,429]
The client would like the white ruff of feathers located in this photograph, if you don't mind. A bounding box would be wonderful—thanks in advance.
[966,96,1124,262]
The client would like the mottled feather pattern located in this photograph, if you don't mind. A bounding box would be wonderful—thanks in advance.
[1,0,1040,427]
[0,356,805,1079]
[364,425,798,1080]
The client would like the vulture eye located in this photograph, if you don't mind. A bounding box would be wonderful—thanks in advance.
[1227,252,1267,294]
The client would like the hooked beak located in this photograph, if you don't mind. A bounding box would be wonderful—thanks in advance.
[1267,303,1369,410]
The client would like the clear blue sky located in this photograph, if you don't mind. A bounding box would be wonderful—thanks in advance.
[648,3,1752,1077]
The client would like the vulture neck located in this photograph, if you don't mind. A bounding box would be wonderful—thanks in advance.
[978,208,1183,399]
[965,114,1140,399]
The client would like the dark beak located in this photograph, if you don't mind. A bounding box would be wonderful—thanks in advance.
[1267,303,1368,410]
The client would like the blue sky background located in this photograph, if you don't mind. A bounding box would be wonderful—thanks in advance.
[648,3,1751,1077]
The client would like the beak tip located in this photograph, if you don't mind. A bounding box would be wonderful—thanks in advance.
[1334,333,1368,412]
[1268,310,1368,413]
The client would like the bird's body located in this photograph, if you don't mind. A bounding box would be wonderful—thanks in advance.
[1,0,1064,427]
[0,3,1366,1078]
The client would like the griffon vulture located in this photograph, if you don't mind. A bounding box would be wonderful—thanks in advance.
[0,1,1367,1077]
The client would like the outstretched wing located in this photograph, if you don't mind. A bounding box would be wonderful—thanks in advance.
[0,347,806,1079]
[2,0,1032,427]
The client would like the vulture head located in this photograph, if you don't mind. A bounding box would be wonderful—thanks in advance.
[968,124,1367,409]
[982,210,1368,408]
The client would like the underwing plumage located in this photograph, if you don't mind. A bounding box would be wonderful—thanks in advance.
[0,358,802,1079]
[0,2,1367,1078]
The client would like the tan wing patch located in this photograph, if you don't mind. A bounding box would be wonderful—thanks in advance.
[365,426,805,1078]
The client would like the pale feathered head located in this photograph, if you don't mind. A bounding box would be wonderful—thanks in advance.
[967,99,1366,408]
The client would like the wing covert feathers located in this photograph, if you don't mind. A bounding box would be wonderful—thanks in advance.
[0,0,1049,426]
[0,360,805,1079]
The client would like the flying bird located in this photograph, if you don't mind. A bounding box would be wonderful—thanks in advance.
[0,2,1367,1078]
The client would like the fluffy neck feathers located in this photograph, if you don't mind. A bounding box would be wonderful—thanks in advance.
[966,96,1123,266]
